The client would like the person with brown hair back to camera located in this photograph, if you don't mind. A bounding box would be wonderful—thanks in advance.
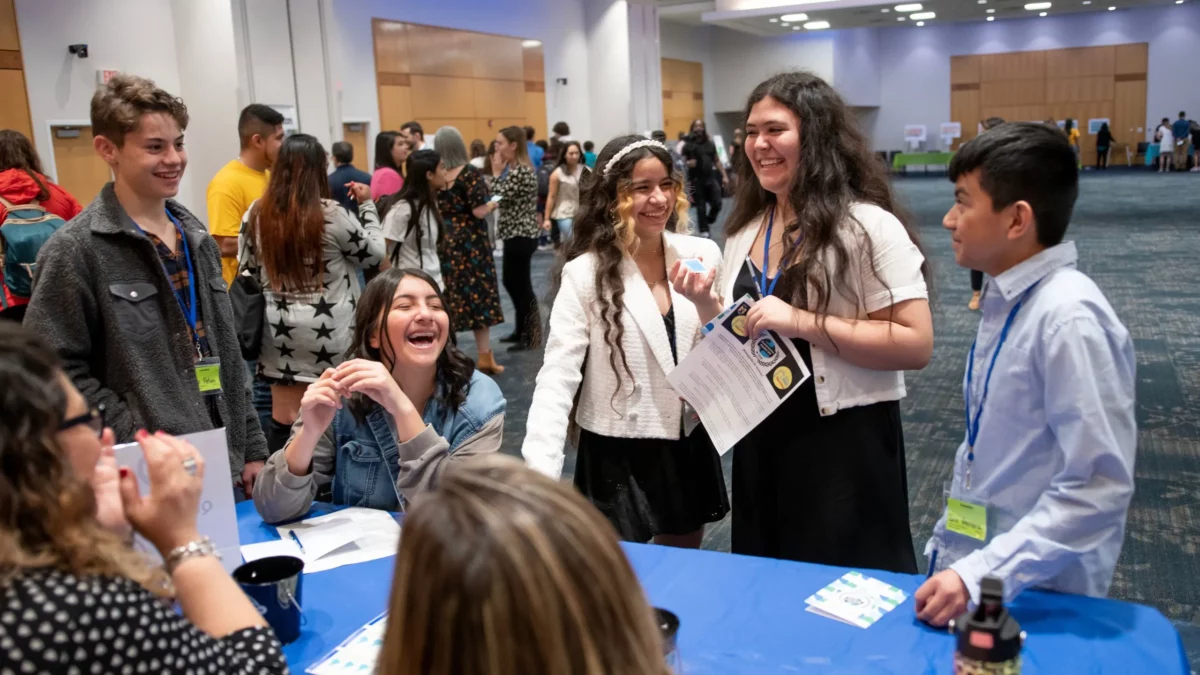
[377,455,670,675]
[0,321,287,673]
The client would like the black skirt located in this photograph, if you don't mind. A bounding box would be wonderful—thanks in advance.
[574,426,730,543]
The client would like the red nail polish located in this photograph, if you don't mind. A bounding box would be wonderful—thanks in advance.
[135,429,148,440]
[119,467,129,478]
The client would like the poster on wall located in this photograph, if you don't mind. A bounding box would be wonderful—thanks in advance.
[940,122,962,139]
[268,104,300,136]
[1088,118,1111,135]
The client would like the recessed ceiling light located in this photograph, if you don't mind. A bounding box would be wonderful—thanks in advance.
[895,3,923,11]
[1176,0,1184,4]
[916,20,925,26]
[987,7,996,12]
[898,16,907,21]
[1082,1,1091,3]
[911,11,936,19]
[1040,11,1048,15]
[769,17,779,22]
[1025,2,1052,9]
[978,0,987,3]
[987,15,996,20]
[881,7,891,11]
[780,13,808,21]
[521,40,542,48]
[793,25,801,30]
[781,22,790,26]
[1108,5,1116,9]
[804,20,831,29]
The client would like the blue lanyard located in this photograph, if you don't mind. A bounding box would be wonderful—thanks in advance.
[759,206,780,298]
[963,282,1039,460]
[135,210,199,351]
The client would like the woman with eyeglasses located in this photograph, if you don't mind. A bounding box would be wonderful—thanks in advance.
[0,322,287,673]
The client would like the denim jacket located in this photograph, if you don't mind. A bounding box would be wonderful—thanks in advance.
[254,370,505,524]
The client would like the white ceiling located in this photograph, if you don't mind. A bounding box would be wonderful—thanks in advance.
[655,0,1186,35]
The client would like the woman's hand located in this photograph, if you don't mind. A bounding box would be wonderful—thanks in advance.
[333,359,413,418]
[670,260,723,323]
[542,219,553,232]
[744,295,815,340]
[491,154,506,176]
[92,434,131,541]
[347,181,372,203]
[118,431,204,555]
[299,368,344,435]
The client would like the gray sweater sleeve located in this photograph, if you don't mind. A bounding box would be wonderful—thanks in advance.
[395,414,505,498]
[252,416,336,524]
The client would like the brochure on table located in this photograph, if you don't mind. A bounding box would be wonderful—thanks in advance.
[804,571,909,629]
[670,294,810,454]
[240,507,401,574]
[112,428,241,574]
[306,612,389,675]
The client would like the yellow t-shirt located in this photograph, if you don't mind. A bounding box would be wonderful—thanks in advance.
[206,159,268,285]
[1068,128,1080,145]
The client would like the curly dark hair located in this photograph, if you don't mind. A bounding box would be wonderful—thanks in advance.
[344,268,476,419]
[0,322,167,596]
[724,72,930,347]
[550,135,690,407]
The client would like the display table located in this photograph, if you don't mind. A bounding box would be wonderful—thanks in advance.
[893,151,955,173]
[237,501,1187,674]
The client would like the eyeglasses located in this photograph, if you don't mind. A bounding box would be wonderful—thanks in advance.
[58,404,106,438]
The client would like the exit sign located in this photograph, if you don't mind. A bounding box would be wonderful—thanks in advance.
[97,69,119,85]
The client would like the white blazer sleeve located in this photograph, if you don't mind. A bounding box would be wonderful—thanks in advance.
[521,266,591,478]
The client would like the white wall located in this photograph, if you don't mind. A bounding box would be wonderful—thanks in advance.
[14,0,187,200]
[237,0,297,109]
[287,0,335,148]
[832,27,880,108]
[585,0,634,143]
[874,3,1200,150]
[170,0,242,210]
[659,21,718,133]
[327,0,593,152]
[710,27,835,114]
[627,2,663,135]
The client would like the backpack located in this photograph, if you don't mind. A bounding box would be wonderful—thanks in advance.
[0,195,67,310]
[537,163,555,201]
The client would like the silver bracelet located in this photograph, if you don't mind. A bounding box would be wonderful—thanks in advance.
[163,536,220,575]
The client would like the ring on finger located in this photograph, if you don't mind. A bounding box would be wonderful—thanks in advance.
[182,456,199,477]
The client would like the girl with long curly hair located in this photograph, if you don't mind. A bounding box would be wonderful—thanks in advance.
[679,71,933,571]
[0,322,286,673]
[253,268,506,524]
[522,135,729,547]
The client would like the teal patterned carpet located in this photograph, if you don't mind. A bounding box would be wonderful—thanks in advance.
[468,170,1200,669]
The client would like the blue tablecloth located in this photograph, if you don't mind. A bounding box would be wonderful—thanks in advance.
[236,501,1187,674]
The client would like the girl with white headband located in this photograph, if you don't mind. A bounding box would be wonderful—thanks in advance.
[522,135,729,547]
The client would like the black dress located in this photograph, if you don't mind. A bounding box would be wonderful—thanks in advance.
[730,263,918,574]
[574,306,731,543]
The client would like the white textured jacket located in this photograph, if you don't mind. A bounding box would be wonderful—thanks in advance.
[522,231,722,478]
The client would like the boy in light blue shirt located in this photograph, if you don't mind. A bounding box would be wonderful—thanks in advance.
[915,122,1137,627]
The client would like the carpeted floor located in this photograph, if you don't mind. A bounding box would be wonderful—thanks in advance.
[460,169,1200,669]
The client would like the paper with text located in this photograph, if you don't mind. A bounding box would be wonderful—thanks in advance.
[669,295,810,454]
[274,508,401,574]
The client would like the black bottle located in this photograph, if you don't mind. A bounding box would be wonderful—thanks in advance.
[953,576,1025,674]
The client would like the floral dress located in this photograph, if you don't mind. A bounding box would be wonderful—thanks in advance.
[437,163,504,332]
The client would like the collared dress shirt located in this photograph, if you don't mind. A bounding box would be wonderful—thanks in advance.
[926,241,1137,604]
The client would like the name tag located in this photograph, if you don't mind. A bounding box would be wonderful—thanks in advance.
[947,498,987,541]
[195,357,222,394]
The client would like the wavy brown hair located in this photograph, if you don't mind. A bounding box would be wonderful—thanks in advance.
[247,134,331,294]
[498,126,532,168]
[550,135,689,407]
[344,268,476,419]
[378,455,669,675]
[0,130,50,201]
[724,72,930,347]
[0,323,168,597]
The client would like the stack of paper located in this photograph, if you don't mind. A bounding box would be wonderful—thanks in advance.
[804,571,908,629]
[240,507,401,574]
[307,613,388,674]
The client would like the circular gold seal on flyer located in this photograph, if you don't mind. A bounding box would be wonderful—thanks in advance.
[731,315,747,337]
[771,366,793,390]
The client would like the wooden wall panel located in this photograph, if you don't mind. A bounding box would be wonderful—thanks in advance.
[1046,46,1114,79]
[372,20,409,74]
[661,57,704,137]
[411,75,474,119]
[1046,76,1114,103]
[523,91,547,140]
[378,85,413,132]
[951,55,981,85]
[0,69,31,139]
[981,105,1047,124]
[981,80,1045,107]
[950,89,980,150]
[981,51,1045,81]
[342,123,370,173]
[523,43,545,83]
[471,33,522,80]
[52,127,111,205]
[1113,79,1148,142]
[1115,43,1148,76]
[407,25,473,77]
[0,0,18,51]
[473,79,523,118]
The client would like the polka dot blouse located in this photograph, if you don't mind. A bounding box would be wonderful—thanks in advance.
[0,568,289,674]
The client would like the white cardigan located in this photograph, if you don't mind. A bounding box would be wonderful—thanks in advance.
[522,231,723,478]
[718,202,928,418]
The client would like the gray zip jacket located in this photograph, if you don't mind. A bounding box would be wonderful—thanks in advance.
[24,183,267,480]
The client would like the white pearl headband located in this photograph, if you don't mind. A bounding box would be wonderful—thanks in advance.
[603,139,671,176]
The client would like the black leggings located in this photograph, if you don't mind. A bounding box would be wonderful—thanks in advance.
[970,269,983,292]
[502,236,541,345]
[1096,146,1110,169]
[691,177,722,232]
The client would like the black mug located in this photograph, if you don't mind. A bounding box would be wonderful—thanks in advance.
[233,555,305,644]
[654,607,681,672]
